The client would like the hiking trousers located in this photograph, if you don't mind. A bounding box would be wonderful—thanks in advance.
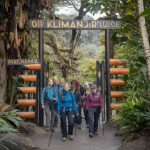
[88,106,101,133]
[74,105,82,125]
[44,102,51,128]
[51,109,58,128]
[60,109,74,138]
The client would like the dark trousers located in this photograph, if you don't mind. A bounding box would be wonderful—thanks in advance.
[74,105,82,125]
[88,106,101,133]
[60,109,74,137]
[84,107,89,125]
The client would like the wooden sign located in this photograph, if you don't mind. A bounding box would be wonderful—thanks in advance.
[28,19,121,30]
[7,59,39,65]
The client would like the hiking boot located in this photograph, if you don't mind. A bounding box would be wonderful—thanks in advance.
[45,127,50,131]
[89,132,93,138]
[69,135,74,140]
[78,124,82,129]
[54,124,58,127]
[50,127,54,131]
[62,137,67,141]
[93,132,99,135]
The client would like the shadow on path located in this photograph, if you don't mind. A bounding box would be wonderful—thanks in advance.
[26,123,121,150]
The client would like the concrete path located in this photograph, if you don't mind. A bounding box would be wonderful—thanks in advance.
[27,123,121,150]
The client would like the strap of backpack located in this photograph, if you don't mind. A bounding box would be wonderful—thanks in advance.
[69,91,74,109]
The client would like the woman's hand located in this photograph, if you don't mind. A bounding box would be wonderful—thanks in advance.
[42,104,45,109]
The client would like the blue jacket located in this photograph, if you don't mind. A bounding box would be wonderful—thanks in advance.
[53,84,60,100]
[74,92,82,106]
[41,86,56,104]
[58,86,63,93]
[58,90,78,114]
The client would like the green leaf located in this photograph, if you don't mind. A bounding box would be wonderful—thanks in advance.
[140,8,150,17]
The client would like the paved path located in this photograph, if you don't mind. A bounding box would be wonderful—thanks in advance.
[27,123,121,150]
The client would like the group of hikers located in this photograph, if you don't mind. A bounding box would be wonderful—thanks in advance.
[41,77,103,141]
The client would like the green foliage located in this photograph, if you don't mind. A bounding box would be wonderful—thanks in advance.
[0,135,17,150]
[0,102,22,133]
[140,8,150,17]
[78,58,96,84]
[114,97,150,135]
[87,0,150,136]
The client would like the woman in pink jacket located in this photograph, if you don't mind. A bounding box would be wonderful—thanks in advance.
[86,84,103,137]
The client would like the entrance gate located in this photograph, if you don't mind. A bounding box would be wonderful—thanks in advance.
[16,19,123,125]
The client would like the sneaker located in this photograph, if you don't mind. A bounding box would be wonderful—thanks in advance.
[62,137,67,141]
[93,132,99,135]
[78,124,81,129]
[87,125,89,128]
[69,135,74,140]
[89,132,93,137]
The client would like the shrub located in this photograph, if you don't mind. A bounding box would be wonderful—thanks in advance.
[114,97,150,135]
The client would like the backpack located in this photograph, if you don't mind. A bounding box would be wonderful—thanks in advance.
[61,89,72,101]
[44,86,56,102]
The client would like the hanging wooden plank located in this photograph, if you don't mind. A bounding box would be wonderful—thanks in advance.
[17,99,36,107]
[111,103,123,110]
[110,68,129,75]
[17,112,35,119]
[18,75,36,82]
[24,64,41,70]
[17,87,36,94]
[110,79,125,86]
[111,91,124,98]
[110,59,127,66]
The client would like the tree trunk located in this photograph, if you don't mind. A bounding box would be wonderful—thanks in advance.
[0,38,6,101]
[138,0,150,80]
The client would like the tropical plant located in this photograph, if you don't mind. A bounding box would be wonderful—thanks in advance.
[114,97,150,136]
[0,102,22,133]
[0,135,17,150]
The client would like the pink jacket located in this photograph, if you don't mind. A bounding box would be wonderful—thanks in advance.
[86,92,103,109]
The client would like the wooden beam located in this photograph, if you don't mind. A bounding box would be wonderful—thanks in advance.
[110,79,125,86]
[24,64,41,70]
[17,112,35,119]
[111,91,124,98]
[17,87,36,94]
[111,103,123,110]
[17,99,36,107]
[110,68,129,75]
[110,59,127,66]
[18,75,36,82]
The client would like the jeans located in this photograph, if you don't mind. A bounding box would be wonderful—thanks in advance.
[74,105,82,125]
[60,109,74,138]
[44,102,51,127]
[88,106,101,133]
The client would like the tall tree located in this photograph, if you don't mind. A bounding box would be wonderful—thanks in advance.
[138,0,150,80]
[0,0,53,100]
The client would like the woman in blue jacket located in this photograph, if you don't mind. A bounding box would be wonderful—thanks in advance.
[58,83,78,141]
[41,78,56,131]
